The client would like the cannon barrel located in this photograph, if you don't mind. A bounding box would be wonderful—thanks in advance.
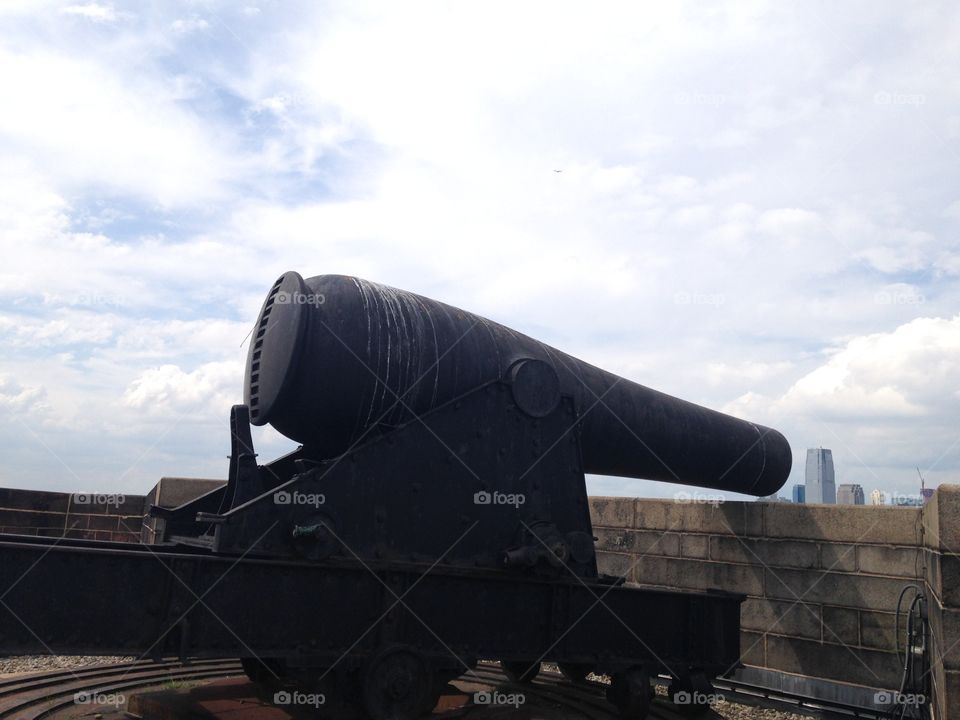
[245,271,791,496]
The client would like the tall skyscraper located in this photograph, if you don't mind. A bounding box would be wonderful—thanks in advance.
[792,484,806,503]
[805,448,836,504]
[837,484,865,505]
[870,489,886,506]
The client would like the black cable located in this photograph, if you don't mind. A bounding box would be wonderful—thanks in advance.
[895,584,922,670]
[891,585,927,720]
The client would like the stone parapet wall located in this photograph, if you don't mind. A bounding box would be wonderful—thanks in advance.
[590,491,956,717]
[0,487,145,542]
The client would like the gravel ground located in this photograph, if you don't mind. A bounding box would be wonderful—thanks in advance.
[0,655,137,676]
[543,663,810,720]
[711,697,811,720]
[650,678,811,720]
[0,657,816,720]
[556,666,812,720]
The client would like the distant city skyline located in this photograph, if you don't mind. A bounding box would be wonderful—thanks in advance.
[805,448,836,504]
[784,480,930,506]
[837,483,865,505]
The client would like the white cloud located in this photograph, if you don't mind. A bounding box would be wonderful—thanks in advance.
[122,361,242,416]
[60,3,116,22]
[0,47,238,206]
[0,375,47,414]
[781,316,960,418]
[706,360,795,386]
[170,17,209,34]
[255,95,289,114]
[0,313,116,348]
[1,0,959,495]
[723,316,960,492]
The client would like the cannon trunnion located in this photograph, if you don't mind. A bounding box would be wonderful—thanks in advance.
[0,272,793,720]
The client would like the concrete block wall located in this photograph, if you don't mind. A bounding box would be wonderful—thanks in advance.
[590,495,938,700]
[141,477,225,543]
[0,487,146,541]
[923,486,960,720]
[0,479,223,544]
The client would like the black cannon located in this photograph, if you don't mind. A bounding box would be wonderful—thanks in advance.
[209,272,789,575]
[0,272,791,720]
[247,272,789,496]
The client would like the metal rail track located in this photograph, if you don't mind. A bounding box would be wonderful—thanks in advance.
[469,663,666,720]
[710,677,886,720]
[0,659,621,720]
[474,662,886,720]
[0,658,242,720]
[0,658,887,720]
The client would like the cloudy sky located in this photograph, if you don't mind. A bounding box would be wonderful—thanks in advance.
[0,1,957,503]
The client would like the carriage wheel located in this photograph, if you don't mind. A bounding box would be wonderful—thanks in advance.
[607,666,651,720]
[668,671,713,716]
[362,647,438,720]
[559,663,594,683]
[500,660,541,684]
[241,657,286,694]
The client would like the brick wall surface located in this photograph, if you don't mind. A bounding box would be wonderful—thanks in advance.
[0,479,225,545]
[591,491,957,718]
[0,488,146,542]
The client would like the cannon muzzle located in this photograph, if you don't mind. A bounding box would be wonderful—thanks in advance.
[245,272,791,496]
